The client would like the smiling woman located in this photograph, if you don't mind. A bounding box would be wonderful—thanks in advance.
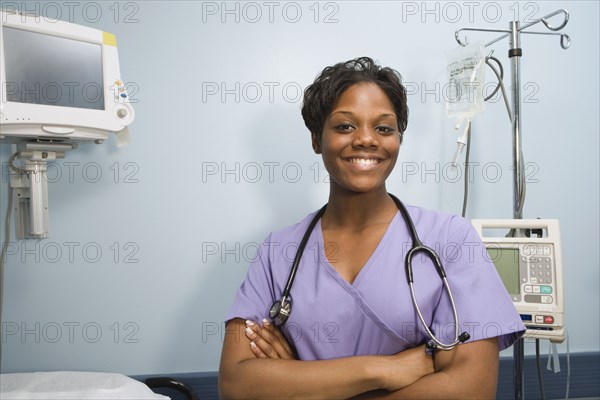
[317,82,400,197]
[218,57,525,399]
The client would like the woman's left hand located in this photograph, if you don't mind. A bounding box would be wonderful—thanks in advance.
[244,319,297,360]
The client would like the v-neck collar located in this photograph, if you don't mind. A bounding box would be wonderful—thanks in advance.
[312,211,414,345]
[316,211,401,288]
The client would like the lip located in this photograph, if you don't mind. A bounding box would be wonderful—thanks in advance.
[341,155,386,171]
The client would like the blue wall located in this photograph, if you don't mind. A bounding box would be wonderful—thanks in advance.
[1,1,598,374]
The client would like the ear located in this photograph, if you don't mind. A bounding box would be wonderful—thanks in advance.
[311,133,322,154]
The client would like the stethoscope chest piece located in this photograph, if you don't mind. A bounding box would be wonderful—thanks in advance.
[269,299,292,327]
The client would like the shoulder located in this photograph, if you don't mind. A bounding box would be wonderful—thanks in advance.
[402,203,474,243]
[268,209,322,242]
[256,209,323,262]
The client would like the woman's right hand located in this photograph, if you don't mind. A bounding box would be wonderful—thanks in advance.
[244,319,297,360]
[379,344,435,391]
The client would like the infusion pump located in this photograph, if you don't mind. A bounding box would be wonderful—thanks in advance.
[471,219,565,343]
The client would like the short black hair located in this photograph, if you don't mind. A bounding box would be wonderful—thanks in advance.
[301,56,408,144]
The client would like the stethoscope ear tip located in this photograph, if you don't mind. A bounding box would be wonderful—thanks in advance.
[425,341,437,351]
[425,331,470,352]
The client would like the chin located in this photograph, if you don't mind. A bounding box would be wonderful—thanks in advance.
[334,182,386,195]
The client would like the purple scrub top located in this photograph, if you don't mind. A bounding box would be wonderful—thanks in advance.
[226,204,525,360]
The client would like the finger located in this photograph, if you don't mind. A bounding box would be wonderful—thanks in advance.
[254,320,289,355]
[245,322,280,359]
[261,319,295,358]
[246,320,271,343]
[251,331,281,358]
[262,319,294,357]
[242,321,269,359]
[249,341,267,359]
[244,323,261,344]
[244,321,258,341]
[263,319,294,355]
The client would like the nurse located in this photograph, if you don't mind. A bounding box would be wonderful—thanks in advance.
[219,57,525,399]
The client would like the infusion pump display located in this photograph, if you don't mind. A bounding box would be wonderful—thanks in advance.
[471,219,565,343]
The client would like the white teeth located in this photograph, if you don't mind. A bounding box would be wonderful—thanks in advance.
[349,158,378,165]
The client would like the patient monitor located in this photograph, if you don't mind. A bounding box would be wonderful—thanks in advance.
[1,9,134,238]
[472,219,565,343]
[0,10,134,142]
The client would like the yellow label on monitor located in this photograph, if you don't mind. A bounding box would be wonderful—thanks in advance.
[103,32,117,47]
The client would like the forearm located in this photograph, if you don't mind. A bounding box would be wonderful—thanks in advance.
[352,339,499,400]
[352,368,497,400]
[219,355,381,400]
[219,319,433,399]
[220,319,389,399]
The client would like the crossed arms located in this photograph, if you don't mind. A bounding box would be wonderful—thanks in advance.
[219,318,499,399]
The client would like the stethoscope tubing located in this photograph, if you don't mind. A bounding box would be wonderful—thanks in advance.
[271,194,468,350]
[393,194,466,350]
[408,277,462,351]
[278,205,327,308]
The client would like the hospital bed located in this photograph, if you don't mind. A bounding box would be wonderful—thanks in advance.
[0,371,200,400]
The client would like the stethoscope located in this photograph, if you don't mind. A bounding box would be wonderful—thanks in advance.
[269,193,470,351]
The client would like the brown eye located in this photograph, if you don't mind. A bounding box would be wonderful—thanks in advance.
[377,126,395,134]
[335,124,354,132]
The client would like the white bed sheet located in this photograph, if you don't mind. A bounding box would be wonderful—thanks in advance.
[0,371,170,399]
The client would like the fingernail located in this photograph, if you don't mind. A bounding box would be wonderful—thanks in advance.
[250,341,257,349]
[262,318,271,326]
[245,320,255,326]
[245,327,254,336]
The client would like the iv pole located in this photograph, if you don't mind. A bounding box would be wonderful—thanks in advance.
[454,9,570,400]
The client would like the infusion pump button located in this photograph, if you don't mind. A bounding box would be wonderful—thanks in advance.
[540,286,552,294]
[524,294,541,303]
[534,315,555,324]
[541,295,553,304]
[524,285,533,293]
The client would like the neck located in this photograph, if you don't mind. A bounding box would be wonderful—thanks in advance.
[323,187,397,229]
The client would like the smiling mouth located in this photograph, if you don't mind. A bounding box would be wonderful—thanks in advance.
[346,158,382,166]
[344,157,384,171]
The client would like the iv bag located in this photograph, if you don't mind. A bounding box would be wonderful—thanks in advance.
[446,42,486,119]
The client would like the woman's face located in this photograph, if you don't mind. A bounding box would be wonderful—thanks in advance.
[315,82,400,195]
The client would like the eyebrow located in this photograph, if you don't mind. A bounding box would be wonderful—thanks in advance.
[330,111,396,118]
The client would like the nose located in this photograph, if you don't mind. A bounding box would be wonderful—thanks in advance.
[352,126,378,148]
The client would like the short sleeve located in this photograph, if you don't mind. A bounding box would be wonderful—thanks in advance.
[430,217,525,351]
[225,234,276,324]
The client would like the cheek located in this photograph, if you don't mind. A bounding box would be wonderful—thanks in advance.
[319,137,341,161]
[320,152,339,175]
[318,144,343,177]
[388,154,399,173]
[385,142,401,171]
[387,138,401,157]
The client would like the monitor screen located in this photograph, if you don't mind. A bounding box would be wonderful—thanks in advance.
[3,26,104,110]
[489,248,520,295]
